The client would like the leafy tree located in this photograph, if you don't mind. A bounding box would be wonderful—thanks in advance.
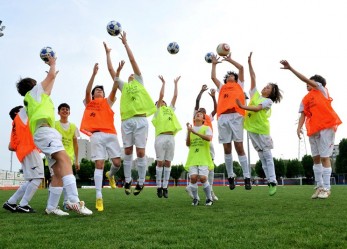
[233,161,242,177]
[336,138,347,173]
[286,159,304,178]
[274,158,286,178]
[215,163,227,177]
[147,161,157,180]
[78,158,95,181]
[301,154,313,178]
[255,160,265,178]
[170,164,185,186]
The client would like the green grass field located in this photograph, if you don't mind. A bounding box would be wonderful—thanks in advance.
[1,185,347,249]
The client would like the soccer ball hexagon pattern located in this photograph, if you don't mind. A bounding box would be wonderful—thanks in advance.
[167,42,179,54]
[39,47,56,62]
[107,21,122,36]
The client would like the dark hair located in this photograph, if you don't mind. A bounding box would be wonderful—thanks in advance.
[16,78,37,96]
[198,107,206,114]
[310,74,326,87]
[155,100,167,107]
[268,83,283,103]
[223,71,238,83]
[9,105,23,120]
[194,110,205,124]
[58,103,70,112]
[91,85,105,99]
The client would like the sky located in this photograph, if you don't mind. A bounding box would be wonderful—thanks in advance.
[1,0,346,172]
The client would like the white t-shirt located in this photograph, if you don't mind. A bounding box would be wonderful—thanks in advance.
[114,74,144,91]
[58,121,80,138]
[249,87,273,110]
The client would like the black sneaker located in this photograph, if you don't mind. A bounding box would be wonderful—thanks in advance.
[124,180,132,195]
[163,188,168,198]
[205,199,213,206]
[192,198,199,206]
[228,177,236,190]
[3,202,17,213]
[17,205,36,213]
[157,187,163,198]
[133,184,144,196]
[244,178,252,190]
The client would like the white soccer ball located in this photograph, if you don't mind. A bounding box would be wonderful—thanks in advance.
[39,47,56,63]
[216,43,230,56]
[167,42,179,54]
[204,52,214,63]
[107,20,122,36]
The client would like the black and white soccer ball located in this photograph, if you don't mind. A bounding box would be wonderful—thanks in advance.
[107,20,122,36]
[167,42,179,54]
[39,46,56,63]
[204,52,214,63]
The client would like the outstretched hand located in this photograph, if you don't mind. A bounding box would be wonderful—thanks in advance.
[103,41,112,54]
[211,54,221,64]
[119,31,127,45]
[248,52,253,63]
[201,84,208,92]
[174,76,181,84]
[208,88,216,97]
[222,53,232,63]
[280,60,291,70]
[93,63,99,75]
[158,75,165,83]
[117,60,125,72]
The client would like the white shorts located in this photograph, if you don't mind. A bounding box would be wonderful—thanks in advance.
[218,113,244,143]
[188,166,209,177]
[21,149,44,180]
[34,127,65,167]
[248,132,274,152]
[121,117,148,148]
[90,132,122,161]
[155,134,175,161]
[309,128,335,158]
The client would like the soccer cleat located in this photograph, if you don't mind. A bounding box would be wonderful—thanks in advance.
[228,177,236,190]
[124,181,132,195]
[211,191,219,201]
[185,186,194,199]
[205,199,213,206]
[318,188,331,199]
[192,198,199,206]
[163,188,168,198]
[157,187,163,198]
[66,200,93,215]
[45,207,69,216]
[16,205,36,213]
[106,171,116,189]
[311,187,323,199]
[96,198,104,211]
[268,182,277,196]
[244,178,252,190]
[133,184,144,196]
[3,201,17,213]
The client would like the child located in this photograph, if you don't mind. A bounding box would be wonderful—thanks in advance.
[280,59,342,199]
[186,85,219,201]
[152,75,182,198]
[80,63,122,211]
[3,106,44,213]
[185,111,214,206]
[16,55,92,215]
[237,52,282,196]
[104,32,156,196]
[211,53,251,190]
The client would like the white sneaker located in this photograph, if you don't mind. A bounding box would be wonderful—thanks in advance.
[211,191,219,201]
[45,207,69,216]
[318,189,331,199]
[185,186,194,199]
[311,187,323,199]
[66,200,93,215]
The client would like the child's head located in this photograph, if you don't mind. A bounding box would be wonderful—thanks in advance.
[223,71,238,83]
[58,103,70,117]
[128,74,135,83]
[198,108,207,114]
[193,111,205,124]
[16,78,37,96]
[91,85,105,99]
[310,74,326,86]
[261,83,283,103]
[155,100,167,107]
[9,105,23,120]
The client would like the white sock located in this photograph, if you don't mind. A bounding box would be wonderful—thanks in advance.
[46,185,63,211]
[208,170,214,190]
[109,164,120,177]
[322,167,332,190]
[62,174,80,203]
[19,179,41,206]
[263,150,277,184]
[123,154,133,183]
[156,166,163,188]
[94,169,104,199]
[163,167,171,188]
[313,164,323,187]
[8,181,29,204]
[190,183,198,199]
[137,157,147,185]
[238,155,250,178]
[203,181,212,200]
[225,154,234,177]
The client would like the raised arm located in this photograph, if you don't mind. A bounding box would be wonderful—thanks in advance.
[280,60,317,88]
[120,31,141,76]
[85,63,98,104]
[195,85,208,111]
[41,55,58,96]
[223,53,244,82]
[248,52,256,90]
[171,76,180,107]
[103,42,117,80]
[211,55,222,89]
[157,75,165,107]
[209,88,217,117]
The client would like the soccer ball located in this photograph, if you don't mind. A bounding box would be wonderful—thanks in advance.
[167,42,179,54]
[204,52,214,63]
[216,43,230,56]
[39,47,56,62]
[107,20,122,36]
